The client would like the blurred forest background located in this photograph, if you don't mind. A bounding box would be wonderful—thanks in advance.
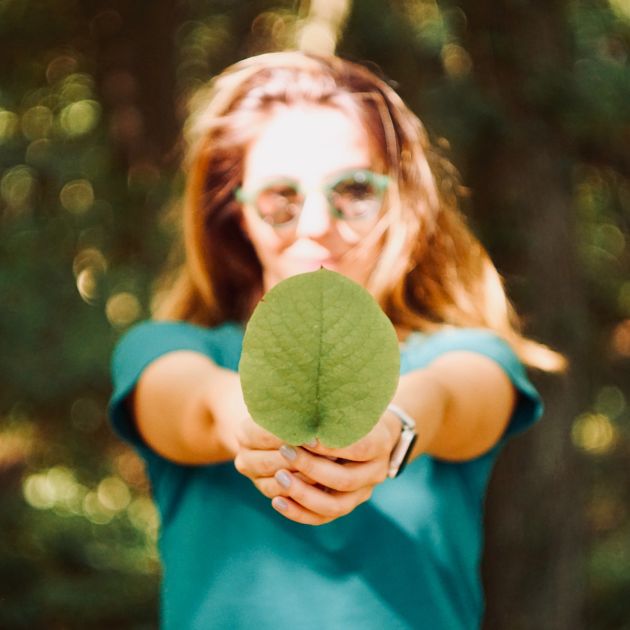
[0,0,628,628]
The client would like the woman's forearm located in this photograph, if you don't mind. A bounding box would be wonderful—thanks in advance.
[132,351,244,465]
[391,352,516,462]
[388,368,450,463]
[202,364,249,458]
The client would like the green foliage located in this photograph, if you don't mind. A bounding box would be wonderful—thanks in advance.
[240,269,400,447]
[0,488,159,629]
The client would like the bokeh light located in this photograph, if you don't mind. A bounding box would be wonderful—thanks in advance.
[441,43,473,78]
[106,291,142,328]
[73,247,108,276]
[22,464,155,533]
[82,490,115,524]
[175,17,231,94]
[21,105,54,140]
[0,164,37,211]
[572,413,618,455]
[0,423,35,468]
[73,248,107,304]
[250,11,295,49]
[594,385,626,419]
[23,466,85,513]
[97,476,131,512]
[611,319,630,356]
[46,54,79,85]
[115,451,148,489]
[60,178,94,213]
[59,72,95,103]
[400,0,447,50]
[0,109,19,142]
[59,99,101,137]
[23,473,57,510]
[609,0,630,21]
[127,496,159,540]
[25,138,52,165]
[76,268,99,303]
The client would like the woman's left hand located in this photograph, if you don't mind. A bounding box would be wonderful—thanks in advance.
[262,412,401,526]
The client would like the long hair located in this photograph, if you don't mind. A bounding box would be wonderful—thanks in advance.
[153,51,565,372]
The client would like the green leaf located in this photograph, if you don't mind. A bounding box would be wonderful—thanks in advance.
[239,268,400,448]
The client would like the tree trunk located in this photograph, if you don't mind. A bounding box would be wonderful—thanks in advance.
[455,2,591,628]
[88,0,182,170]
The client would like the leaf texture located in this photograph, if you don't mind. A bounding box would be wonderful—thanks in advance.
[239,269,400,447]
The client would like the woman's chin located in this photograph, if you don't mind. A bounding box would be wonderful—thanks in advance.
[289,260,339,274]
[263,265,369,294]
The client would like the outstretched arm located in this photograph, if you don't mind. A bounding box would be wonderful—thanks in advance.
[129,351,246,465]
[398,350,517,462]
[129,346,516,524]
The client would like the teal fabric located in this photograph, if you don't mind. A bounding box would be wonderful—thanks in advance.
[108,321,543,630]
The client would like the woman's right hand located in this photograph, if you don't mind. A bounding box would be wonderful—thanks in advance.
[233,416,328,497]
[233,415,295,491]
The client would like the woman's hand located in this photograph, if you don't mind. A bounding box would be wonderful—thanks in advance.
[234,412,401,526]
[233,414,286,485]
[233,415,327,499]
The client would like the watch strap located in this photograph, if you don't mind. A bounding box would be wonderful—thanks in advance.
[386,404,418,478]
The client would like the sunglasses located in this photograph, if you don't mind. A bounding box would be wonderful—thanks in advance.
[235,169,389,228]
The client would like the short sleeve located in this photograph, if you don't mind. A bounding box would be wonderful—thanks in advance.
[401,327,544,444]
[107,320,242,459]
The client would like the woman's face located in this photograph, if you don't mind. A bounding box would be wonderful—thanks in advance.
[239,104,385,292]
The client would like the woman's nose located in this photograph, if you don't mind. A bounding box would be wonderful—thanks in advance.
[294,190,332,238]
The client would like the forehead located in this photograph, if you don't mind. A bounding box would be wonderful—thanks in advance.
[242,104,374,186]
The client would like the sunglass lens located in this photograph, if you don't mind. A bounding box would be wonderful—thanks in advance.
[257,184,302,225]
[330,174,382,219]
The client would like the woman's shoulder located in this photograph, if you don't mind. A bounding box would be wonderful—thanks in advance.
[401,325,543,443]
[115,318,244,345]
[400,325,523,372]
[402,324,511,348]
[120,317,242,335]
[111,318,245,372]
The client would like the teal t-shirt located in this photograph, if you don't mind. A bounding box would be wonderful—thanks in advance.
[108,320,543,630]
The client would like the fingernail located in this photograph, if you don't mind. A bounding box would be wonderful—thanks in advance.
[279,445,297,461]
[273,497,288,511]
[305,438,318,448]
[275,470,292,488]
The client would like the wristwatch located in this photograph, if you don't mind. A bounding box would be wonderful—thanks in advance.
[386,404,418,478]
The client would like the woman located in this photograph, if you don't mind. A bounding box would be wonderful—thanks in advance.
[109,51,565,629]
